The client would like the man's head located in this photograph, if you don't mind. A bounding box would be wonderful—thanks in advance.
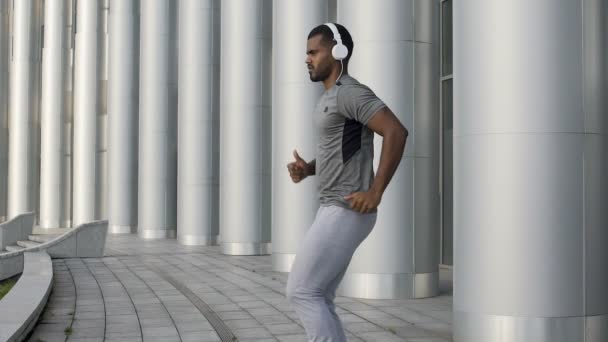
[305,23,354,82]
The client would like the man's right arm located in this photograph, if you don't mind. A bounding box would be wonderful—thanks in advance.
[287,151,315,183]
[305,159,316,176]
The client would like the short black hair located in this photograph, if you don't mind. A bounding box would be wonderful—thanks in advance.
[307,23,354,65]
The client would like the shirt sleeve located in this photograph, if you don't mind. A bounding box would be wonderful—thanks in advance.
[336,84,387,125]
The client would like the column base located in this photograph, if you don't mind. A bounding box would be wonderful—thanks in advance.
[272,253,296,272]
[38,219,61,229]
[221,242,271,256]
[338,271,439,299]
[108,224,136,234]
[454,311,608,342]
[138,229,177,239]
[178,234,218,246]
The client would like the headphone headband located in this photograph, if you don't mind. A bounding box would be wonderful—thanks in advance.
[323,23,348,61]
[324,23,342,45]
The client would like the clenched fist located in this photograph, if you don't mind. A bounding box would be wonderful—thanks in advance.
[287,150,312,183]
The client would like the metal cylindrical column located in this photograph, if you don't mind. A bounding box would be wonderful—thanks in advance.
[177,0,220,245]
[138,0,178,239]
[453,1,608,341]
[62,0,75,228]
[108,0,139,234]
[271,0,326,271]
[0,0,9,221]
[220,0,272,255]
[72,0,100,226]
[7,0,38,219]
[39,0,67,229]
[337,0,440,299]
[96,0,109,220]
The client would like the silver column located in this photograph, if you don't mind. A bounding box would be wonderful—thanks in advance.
[271,0,326,271]
[7,0,38,219]
[337,0,440,299]
[31,0,43,223]
[454,1,608,341]
[108,0,139,234]
[0,0,9,221]
[61,0,76,228]
[96,0,109,220]
[220,0,272,255]
[73,0,100,226]
[177,0,220,245]
[138,0,178,239]
[39,0,67,229]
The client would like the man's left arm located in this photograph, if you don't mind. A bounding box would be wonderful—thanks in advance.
[345,107,408,213]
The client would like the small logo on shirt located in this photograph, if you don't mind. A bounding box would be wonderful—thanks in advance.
[324,106,328,112]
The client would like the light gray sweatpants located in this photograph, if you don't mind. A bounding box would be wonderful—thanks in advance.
[286,205,377,342]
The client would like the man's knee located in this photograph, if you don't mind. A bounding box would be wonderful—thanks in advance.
[286,284,305,304]
[286,284,321,305]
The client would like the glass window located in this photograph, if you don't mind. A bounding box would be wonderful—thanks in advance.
[442,79,453,129]
[441,0,452,77]
[441,78,453,265]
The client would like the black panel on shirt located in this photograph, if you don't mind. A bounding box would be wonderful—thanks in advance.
[342,118,362,164]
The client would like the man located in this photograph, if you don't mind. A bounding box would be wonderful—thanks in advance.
[286,23,408,341]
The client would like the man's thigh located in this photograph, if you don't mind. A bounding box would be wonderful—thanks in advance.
[288,206,376,292]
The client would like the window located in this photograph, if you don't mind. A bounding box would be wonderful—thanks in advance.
[441,0,452,77]
[440,0,453,266]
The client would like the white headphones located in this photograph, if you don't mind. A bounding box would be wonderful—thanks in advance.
[324,23,348,61]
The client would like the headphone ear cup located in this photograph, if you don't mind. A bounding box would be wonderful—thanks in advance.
[332,43,348,60]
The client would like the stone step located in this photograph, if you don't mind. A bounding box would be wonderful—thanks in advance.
[5,245,25,252]
[32,227,72,235]
[16,240,41,249]
[28,234,61,244]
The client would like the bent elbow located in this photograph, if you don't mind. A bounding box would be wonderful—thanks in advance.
[397,126,408,145]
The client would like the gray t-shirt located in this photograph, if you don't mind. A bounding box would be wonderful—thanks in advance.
[314,75,386,210]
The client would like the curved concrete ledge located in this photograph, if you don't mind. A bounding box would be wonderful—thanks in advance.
[0,212,35,251]
[0,251,53,342]
[0,220,108,280]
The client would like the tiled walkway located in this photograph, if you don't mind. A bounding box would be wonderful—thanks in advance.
[29,235,453,342]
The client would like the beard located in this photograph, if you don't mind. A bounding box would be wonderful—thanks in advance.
[308,70,319,82]
[308,64,330,82]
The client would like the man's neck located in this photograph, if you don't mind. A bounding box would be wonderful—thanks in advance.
[323,67,348,90]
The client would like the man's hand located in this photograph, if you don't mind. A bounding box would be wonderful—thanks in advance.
[287,150,311,183]
[344,191,382,213]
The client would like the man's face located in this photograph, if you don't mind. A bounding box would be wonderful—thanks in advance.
[305,35,334,82]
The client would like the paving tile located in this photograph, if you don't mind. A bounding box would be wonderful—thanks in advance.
[380,307,438,324]
[357,331,407,341]
[247,306,282,316]
[179,331,222,342]
[217,310,252,320]
[276,334,308,342]
[344,322,386,333]
[265,323,305,335]
[226,319,263,330]
[69,325,105,338]
[141,326,180,337]
[102,338,143,342]
[234,327,274,339]
[393,324,440,338]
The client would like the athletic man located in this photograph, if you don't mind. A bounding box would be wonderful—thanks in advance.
[286,23,408,341]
